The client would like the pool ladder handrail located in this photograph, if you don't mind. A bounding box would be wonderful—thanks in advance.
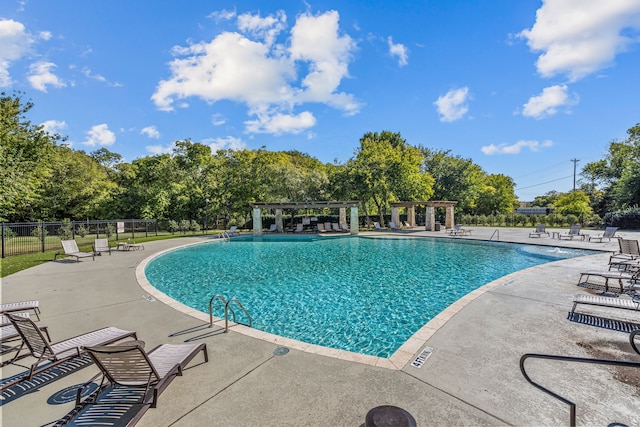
[209,294,252,332]
[520,337,640,427]
[489,229,499,241]
[219,231,230,241]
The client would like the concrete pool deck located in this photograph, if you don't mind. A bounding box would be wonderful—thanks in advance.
[1,227,639,426]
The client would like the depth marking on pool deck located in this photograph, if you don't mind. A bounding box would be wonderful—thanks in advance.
[411,347,434,368]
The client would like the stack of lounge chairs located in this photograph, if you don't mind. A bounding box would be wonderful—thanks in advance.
[1,302,209,426]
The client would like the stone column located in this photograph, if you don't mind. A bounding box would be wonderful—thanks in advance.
[445,206,455,229]
[275,209,284,233]
[252,208,263,235]
[408,206,416,227]
[339,207,347,225]
[425,206,435,231]
[350,206,359,235]
[391,207,400,227]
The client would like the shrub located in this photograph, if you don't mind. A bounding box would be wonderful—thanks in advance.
[179,220,191,233]
[603,206,640,229]
[31,224,48,240]
[3,226,16,239]
[189,220,201,232]
[105,223,115,238]
[57,220,73,240]
[167,220,179,234]
[76,224,87,238]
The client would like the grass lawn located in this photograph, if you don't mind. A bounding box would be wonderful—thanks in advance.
[0,231,223,278]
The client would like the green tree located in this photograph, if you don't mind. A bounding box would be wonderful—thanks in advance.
[474,174,518,215]
[553,190,593,218]
[0,92,59,221]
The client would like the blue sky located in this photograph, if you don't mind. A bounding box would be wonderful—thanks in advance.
[2,1,639,201]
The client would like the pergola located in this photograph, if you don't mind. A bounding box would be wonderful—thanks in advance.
[390,201,457,230]
[249,201,361,235]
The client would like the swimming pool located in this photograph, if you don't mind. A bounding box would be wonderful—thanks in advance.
[145,236,595,357]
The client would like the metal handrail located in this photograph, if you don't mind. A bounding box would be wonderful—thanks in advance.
[489,229,499,241]
[631,329,640,355]
[219,231,230,241]
[520,351,640,426]
[225,298,252,332]
[209,294,228,327]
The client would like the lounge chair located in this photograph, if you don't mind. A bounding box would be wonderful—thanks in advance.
[529,224,550,238]
[317,223,327,233]
[578,267,639,293]
[93,238,112,256]
[590,227,618,243]
[81,342,208,408]
[265,224,277,233]
[403,221,416,229]
[450,224,471,236]
[609,239,640,267]
[228,225,238,236]
[557,225,584,241]
[324,222,333,232]
[341,223,350,232]
[55,240,95,262]
[294,224,304,233]
[571,294,639,316]
[2,314,136,391]
[0,300,41,320]
[389,221,401,231]
[332,223,345,232]
[373,222,386,230]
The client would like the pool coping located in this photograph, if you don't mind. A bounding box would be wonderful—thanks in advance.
[134,236,577,370]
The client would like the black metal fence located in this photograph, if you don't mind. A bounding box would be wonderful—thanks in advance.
[1,220,158,258]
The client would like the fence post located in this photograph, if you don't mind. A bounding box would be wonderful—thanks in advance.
[145,221,148,237]
[1,223,5,259]
[155,219,158,236]
[131,220,135,240]
[41,221,45,253]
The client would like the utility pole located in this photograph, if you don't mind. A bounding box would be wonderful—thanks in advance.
[571,158,579,191]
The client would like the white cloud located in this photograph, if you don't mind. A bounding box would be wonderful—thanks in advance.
[152,10,360,135]
[387,36,408,67]
[433,87,470,122]
[0,19,35,87]
[522,84,578,119]
[203,136,247,152]
[245,109,316,134]
[237,10,286,47]
[518,0,640,81]
[41,119,67,134]
[82,124,116,147]
[141,126,160,139]
[28,61,66,92]
[145,142,175,155]
[39,31,52,41]
[207,9,236,22]
[211,113,226,126]
[481,139,553,155]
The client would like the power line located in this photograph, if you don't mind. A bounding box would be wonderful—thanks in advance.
[515,175,573,191]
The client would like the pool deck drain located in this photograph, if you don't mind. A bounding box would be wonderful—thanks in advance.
[3,227,640,426]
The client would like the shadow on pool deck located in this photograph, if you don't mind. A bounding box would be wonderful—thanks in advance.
[2,227,640,426]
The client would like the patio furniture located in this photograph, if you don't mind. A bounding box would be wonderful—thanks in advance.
[571,294,639,315]
[0,300,41,320]
[2,314,136,391]
[529,224,550,238]
[557,225,586,241]
[450,224,471,236]
[93,238,112,256]
[55,240,95,262]
[590,227,618,243]
[82,342,208,408]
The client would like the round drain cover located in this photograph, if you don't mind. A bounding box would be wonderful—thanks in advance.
[365,405,416,427]
[273,347,289,356]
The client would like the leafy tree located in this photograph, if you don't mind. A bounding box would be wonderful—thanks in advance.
[0,92,59,221]
[349,131,433,225]
[473,174,518,215]
[582,123,640,213]
[553,190,593,217]
[420,148,484,212]
[530,191,560,208]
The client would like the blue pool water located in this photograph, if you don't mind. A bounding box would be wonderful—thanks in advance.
[145,236,595,357]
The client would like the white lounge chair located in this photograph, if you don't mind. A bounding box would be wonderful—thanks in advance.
[0,300,41,321]
[2,314,136,391]
[265,224,277,233]
[373,222,386,230]
[317,223,327,233]
[389,221,401,231]
[93,238,112,255]
[340,223,349,232]
[228,225,238,236]
[55,240,95,262]
[571,294,639,315]
[590,227,618,243]
[294,224,304,233]
[450,224,471,236]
